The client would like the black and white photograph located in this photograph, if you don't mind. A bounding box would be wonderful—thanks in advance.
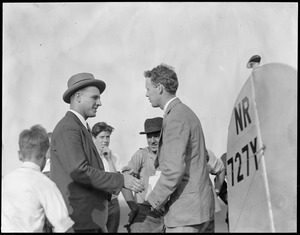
[2,2,297,233]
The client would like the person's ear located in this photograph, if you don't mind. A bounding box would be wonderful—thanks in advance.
[75,91,82,103]
[158,83,164,94]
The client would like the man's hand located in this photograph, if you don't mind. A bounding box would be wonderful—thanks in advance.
[100,146,111,160]
[123,173,144,193]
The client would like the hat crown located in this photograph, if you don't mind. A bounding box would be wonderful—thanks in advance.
[63,72,106,104]
[140,117,163,134]
[68,73,95,88]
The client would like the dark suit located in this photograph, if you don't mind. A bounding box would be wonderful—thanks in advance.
[147,98,214,228]
[50,111,124,231]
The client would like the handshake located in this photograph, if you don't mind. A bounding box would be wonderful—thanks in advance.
[121,166,144,193]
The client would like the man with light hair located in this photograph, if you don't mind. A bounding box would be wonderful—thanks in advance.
[1,125,74,232]
[142,64,215,232]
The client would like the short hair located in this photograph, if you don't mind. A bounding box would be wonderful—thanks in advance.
[92,122,114,138]
[18,124,50,160]
[144,63,179,94]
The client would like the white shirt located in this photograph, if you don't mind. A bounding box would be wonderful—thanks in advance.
[207,150,225,175]
[207,150,225,213]
[100,152,122,173]
[99,152,122,200]
[42,158,51,173]
[1,162,74,232]
[69,109,89,129]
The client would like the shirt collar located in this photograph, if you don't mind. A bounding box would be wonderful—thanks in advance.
[21,161,41,172]
[69,109,88,128]
[163,97,177,116]
[147,147,158,161]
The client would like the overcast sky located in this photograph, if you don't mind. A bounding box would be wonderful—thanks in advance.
[2,2,297,177]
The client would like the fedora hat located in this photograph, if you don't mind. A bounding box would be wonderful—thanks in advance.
[139,117,163,134]
[63,72,106,103]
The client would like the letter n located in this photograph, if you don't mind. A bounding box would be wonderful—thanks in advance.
[234,103,243,135]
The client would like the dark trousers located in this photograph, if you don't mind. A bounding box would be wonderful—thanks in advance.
[43,218,53,233]
[107,198,120,233]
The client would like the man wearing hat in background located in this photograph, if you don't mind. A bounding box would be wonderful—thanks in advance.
[50,72,145,233]
[122,117,165,233]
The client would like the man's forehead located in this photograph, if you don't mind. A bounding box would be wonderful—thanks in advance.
[145,77,155,87]
[146,131,160,137]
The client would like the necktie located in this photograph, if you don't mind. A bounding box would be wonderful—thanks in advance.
[154,156,159,169]
[86,122,92,133]
[154,123,163,169]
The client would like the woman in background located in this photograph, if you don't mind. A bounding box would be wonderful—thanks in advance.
[92,122,122,233]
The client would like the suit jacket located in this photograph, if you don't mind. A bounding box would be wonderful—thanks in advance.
[147,98,215,227]
[50,111,124,230]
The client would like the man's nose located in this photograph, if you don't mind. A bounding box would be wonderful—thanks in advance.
[96,99,102,106]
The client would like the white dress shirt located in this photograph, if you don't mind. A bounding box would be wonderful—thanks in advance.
[69,109,88,129]
[100,152,122,173]
[99,152,122,200]
[1,162,74,232]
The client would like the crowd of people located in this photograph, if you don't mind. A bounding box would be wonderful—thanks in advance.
[2,64,228,233]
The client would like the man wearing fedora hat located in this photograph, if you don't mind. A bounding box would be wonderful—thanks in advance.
[142,64,215,232]
[122,117,165,233]
[50,72,145,233]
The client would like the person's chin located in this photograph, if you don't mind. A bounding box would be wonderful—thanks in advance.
[151,103,158,108]
[90,111,97,117]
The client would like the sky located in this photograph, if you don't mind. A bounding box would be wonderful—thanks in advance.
[2,2,297,177]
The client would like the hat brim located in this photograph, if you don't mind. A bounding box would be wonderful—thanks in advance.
[139,129,161,135]
[63,80,106,103]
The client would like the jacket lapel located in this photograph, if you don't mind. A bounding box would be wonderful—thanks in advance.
[66,111,104,170]
[156,98,181,168]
